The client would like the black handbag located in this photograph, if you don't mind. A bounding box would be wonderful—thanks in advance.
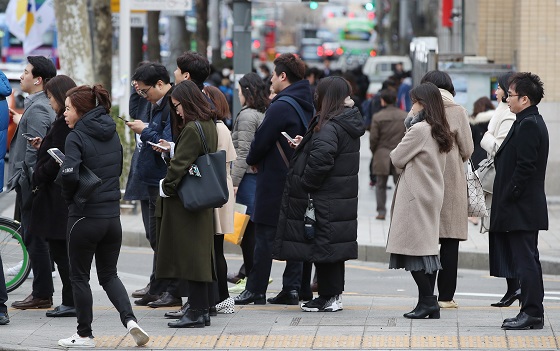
[73,165,102,208]
[176,121,229,211]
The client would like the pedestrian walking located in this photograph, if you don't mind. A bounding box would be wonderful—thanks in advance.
[386,82,455,319]
[58,85,149,347]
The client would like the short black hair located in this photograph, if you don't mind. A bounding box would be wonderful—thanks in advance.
[508,72,545,106]
[273,53,305,83]
[379,89,397,105]
[497,72,515,102]
[27,56,56,82]
[132,62,170,86]
[176,51,210,87]
[420,70,455,96]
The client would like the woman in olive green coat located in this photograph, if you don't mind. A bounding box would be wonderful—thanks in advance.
[154,80,218,328]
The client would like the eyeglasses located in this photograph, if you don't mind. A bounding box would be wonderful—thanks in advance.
[136,85,153,98]
[507,94,520,98]
[173,102,181,112]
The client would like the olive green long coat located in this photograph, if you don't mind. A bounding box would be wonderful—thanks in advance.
[155,119,218,282]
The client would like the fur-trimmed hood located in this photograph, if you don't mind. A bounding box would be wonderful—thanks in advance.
[470,110,494,125]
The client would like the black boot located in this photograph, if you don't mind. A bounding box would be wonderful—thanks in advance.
[403,295,440,319]
[168,308,207,328]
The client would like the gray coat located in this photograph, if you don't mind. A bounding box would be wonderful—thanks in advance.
[231,107,264,186]
[7,92,55,208]
[386,121,447,256]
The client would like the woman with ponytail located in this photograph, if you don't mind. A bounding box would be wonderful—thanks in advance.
[386,82,455,320]
[57,85,149,348]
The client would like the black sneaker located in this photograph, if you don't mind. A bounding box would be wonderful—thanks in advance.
[300,295,342,312]
[0,312,9,325]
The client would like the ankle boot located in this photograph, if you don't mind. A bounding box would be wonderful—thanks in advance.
[204,309,211,326]
[168,308,206,328]
[403,295,440,319]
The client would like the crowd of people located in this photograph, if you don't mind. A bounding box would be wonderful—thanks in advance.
[0,50,550,348]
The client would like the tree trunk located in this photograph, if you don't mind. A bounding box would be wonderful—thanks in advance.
[166,16,190,78]
[196,0,208,56]
[91,0,112,91]
[131,28,144,71]
[53,0,94,85]
[147,11,161,62]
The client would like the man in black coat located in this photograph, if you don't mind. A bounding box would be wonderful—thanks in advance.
[491,72,549,330]
[234,53,314,305]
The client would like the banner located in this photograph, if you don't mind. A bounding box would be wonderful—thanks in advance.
[6,0,56,54]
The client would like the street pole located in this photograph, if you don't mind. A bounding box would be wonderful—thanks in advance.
[232,0,252,120]
[210,0,221,63]
[119,0,131,143]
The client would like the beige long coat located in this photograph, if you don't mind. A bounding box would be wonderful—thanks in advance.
[386,121,447,256]
[214,120,237,235]
[438,90,474,240]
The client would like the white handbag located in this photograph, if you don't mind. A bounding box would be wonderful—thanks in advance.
[466,159,489,218]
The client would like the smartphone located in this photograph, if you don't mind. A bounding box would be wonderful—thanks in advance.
[281,132,297,144]
[117,116,130,123]
[22,133,36,141]
[47,148,65,164]
[146,141,169,150]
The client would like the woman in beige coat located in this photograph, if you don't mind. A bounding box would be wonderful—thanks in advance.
[480,72,519,307]
[420,71,474,309]
[387,82,455,319]
[203,86,237,314]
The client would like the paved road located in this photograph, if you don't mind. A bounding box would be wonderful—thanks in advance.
[2,247,560,350]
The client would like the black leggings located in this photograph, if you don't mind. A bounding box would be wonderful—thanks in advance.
[411,270,435,297]
[67,216,136,337]
[48,239,74,307]
[214,235,229,303]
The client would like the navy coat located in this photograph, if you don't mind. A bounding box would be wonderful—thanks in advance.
[490,105,549,232]
[246,80,314,226]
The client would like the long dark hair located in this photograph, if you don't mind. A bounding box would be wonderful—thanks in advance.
[169,80,215,137]
[203,85,230,120]
[238,72,269,113]
[497,71,515,102]
[409,82,454,153]
[314,76,352,131]
[44,75,77,116]
[66,84,111,117]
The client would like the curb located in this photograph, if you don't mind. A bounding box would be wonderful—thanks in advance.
[122,230,560,275]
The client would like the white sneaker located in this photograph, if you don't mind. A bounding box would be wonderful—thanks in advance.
[127,320,149,346]
[215,296,235,314]
[58,333,95,348]
[6,260,23,276]
[336,294,343,310]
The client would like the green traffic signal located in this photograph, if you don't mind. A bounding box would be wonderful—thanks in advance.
[365,3,374,11]
[310,1,318,10]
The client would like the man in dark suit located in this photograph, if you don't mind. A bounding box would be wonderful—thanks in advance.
[234,53,314,305]
[491,72,548,330]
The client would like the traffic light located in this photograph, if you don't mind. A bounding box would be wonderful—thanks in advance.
[365,3,374,11]
[310,1,318,9]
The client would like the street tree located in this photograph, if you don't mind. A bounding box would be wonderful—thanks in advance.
[92,0,112,91]
[53,0,94,85]
[195,0,208,56]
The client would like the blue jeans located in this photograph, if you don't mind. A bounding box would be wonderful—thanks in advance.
[236,174,256,216]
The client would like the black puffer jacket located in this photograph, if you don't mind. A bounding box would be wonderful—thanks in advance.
[61,106,122,218]
[273,106,365,263]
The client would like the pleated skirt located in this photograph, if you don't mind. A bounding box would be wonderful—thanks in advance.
[488,231,517,278]
[389,254,442,274]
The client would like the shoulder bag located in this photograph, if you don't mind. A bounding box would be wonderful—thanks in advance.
[176,121,229,211]
[477,157,495,194]
[466,159,488,218]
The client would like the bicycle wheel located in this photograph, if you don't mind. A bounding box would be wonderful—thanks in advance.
[0,217,31,292]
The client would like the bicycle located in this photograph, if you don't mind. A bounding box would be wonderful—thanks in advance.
[0,217,31,292]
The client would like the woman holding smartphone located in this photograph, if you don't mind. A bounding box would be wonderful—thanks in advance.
[57,85,149,348]
[28,75,76,318]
